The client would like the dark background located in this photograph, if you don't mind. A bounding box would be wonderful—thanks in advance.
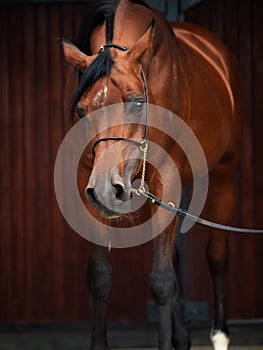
[0,0,262,325]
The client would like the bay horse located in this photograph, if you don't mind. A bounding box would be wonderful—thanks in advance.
[59,0,242,349]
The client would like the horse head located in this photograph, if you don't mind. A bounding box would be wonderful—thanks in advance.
[60,22,155,218]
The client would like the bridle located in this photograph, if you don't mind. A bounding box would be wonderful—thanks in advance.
[89,43,263,234]
[91,44,149,155]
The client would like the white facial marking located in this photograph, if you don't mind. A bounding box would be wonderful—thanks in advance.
[210,331,230,350]
[92,86,108,108]
[92,89,103,108]
[104,86,108,99]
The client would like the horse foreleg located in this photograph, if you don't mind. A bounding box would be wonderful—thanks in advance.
[87,244,112,350]
[172,287,191,350]
[150,219,190,350]
[206,167,235,350]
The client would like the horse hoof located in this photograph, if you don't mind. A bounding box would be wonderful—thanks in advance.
[210,330,230,350]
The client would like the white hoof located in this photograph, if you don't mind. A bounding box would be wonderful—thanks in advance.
[210,330,230,350]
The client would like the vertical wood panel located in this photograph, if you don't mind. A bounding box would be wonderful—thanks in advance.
[48,3,65,321]
[253,0,263,227]
[23,3,37,322]
[210,0,223,39]
[232,0,256,318]
[223,0,238,54]
[34,4,52,321]
[0,5,13,324]
[9,5,26,322]
[238,0,254,228]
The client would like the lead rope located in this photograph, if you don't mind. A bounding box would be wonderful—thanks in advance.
[131,144,263,234]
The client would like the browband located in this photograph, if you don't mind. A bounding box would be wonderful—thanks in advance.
[98,43,128,53]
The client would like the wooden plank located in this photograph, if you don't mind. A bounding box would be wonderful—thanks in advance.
[23,3,38,323]
[33,3,52,321]
[184,0,211,29]
[110,248,133,320]
[237,1,254,228]
[9,4,26,323]
[0,4,13,324]
[236,0,257,317]
[48,2,65,321]
[210,0,224,40]
[223,0,238,54]
[252,0,263,228]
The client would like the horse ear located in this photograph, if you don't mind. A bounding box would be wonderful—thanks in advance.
[128,20,155,65]
[58,38,95,72]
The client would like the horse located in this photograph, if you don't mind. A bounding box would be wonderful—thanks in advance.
[59,0,242,349]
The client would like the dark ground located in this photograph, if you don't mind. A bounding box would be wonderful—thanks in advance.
[0,322,262,350]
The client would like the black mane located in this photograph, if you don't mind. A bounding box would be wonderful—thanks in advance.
[71,0,152,116]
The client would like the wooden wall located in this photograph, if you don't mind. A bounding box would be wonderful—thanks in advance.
[0,1,153,324]
[0,0,262,324]
[184,0,263,319]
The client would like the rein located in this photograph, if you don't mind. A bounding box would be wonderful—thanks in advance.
[92,43,263,234]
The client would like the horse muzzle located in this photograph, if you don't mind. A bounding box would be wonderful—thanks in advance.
[85,170,132,218]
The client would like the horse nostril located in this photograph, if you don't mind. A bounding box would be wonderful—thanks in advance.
[113,184,125,201]
[86,187,97,204]
[112,183,131,201]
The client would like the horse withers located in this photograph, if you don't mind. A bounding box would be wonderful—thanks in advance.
[59,1,242,349]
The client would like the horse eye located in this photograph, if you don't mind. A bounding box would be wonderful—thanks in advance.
[129,100,144,114]
[76,107,85,119]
